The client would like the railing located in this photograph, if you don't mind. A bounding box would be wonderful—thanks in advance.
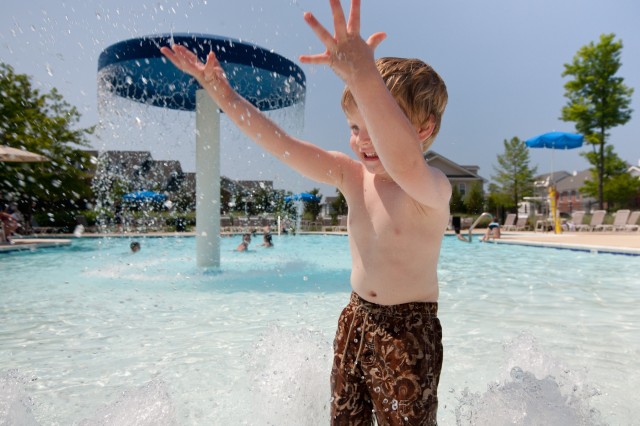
[467,212,492,242]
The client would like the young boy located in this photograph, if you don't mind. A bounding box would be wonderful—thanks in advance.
[161,0,450,423]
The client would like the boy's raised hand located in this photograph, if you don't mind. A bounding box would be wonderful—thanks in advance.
[299,0,386,83]
[160,44,235,101]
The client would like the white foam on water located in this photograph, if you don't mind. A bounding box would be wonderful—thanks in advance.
[453,333,605,426]
[77,381,178,426]
[245,326,332,425]
[0,371,39,426]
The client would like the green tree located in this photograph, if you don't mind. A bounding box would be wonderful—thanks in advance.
[303,188,323,221]
[449,184,465,214]
[581,145,640,209]
[561,33,634,209]
[267,189,293,219]
[251,185,274,214]
[331,189,348,221]
[464,182,485,215]
[485,182,511,219]
[0,63,94,225]
[492,137,537,215]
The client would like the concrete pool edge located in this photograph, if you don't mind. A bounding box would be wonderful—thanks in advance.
[0,238,72,253]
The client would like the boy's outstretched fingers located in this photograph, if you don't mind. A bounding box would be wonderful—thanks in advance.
[299,12,334,65]
[346,0,360,34]
[299,0,386,65]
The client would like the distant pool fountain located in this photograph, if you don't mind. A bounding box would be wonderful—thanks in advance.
[97,33,305,267]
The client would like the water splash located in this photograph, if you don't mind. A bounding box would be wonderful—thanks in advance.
[454,333,605,426]
[245,326,332,425]
[0,370,38,426]
[77,380,178,426]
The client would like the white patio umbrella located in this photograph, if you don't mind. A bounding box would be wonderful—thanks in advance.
[0,145,49,162]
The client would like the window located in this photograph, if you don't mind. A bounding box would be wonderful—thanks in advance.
[458,183,467,196]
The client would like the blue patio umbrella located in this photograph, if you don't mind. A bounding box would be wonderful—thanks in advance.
[525,131,584,150]
[284,192,321,202]
[525,131,584,179]
[525,131,583,234]
[122,190,167,202]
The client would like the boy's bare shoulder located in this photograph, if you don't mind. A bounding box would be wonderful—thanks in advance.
[414,163,452,210]
[429,164,452,193]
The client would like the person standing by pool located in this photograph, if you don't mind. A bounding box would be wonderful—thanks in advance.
[161,0,450,423]
[452,215,469,242]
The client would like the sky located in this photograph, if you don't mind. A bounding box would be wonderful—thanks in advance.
[2,0,639,197]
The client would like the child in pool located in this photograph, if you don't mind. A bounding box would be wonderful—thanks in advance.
[235,233,251,252]
[260,232,273,248]
[161,1,450,423]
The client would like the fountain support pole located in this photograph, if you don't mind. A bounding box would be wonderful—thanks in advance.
[195,89,221,267]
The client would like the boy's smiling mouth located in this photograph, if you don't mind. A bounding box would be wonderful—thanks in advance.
[363,151,379,159]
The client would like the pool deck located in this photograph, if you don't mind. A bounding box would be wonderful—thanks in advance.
[484,231,640,255]
[2,230,639,255]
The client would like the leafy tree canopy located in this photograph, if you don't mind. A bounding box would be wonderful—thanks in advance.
[0,63,94,212]
[303,188,323,221]
[331,189,348,217]
[449,184,465,214]
[561,33,634,209]
[491,137,537,212]
[581,145,640,209]
[464,182,485,215]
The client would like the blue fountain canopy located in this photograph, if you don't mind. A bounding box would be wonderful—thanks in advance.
[525,132,584,150]
[98,33,306,112]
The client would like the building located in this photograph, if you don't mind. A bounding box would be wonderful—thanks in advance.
[425,151,485,197]
[85,149,487,216]
[531,169,597,215]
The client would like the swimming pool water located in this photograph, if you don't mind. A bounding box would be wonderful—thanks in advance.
[1,235,638,425]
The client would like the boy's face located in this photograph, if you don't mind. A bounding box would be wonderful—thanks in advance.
[345,106,387,176]
[345,105,425,177]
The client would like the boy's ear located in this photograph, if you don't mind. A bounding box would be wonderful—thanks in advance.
[417,116,436,142]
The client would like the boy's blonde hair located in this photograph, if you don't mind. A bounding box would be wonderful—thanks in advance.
[341,57,448,152]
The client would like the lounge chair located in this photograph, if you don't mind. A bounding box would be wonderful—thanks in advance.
[576,210,606,232]
[501,213,517,231]
[513,216,529,231]
[597,209,630,232]
[569,211,585,230]
[623,211,640,232]
[534,214,551,232]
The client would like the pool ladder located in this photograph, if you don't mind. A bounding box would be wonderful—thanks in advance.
[466,212,492,242]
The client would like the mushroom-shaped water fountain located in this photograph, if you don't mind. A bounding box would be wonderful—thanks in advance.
[98,33,306,267]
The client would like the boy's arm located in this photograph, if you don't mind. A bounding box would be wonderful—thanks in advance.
[346,63,451,208]
[300,0,451,208]
[160,44,353,189]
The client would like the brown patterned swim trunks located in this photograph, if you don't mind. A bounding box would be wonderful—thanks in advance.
[331,292,442,426]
